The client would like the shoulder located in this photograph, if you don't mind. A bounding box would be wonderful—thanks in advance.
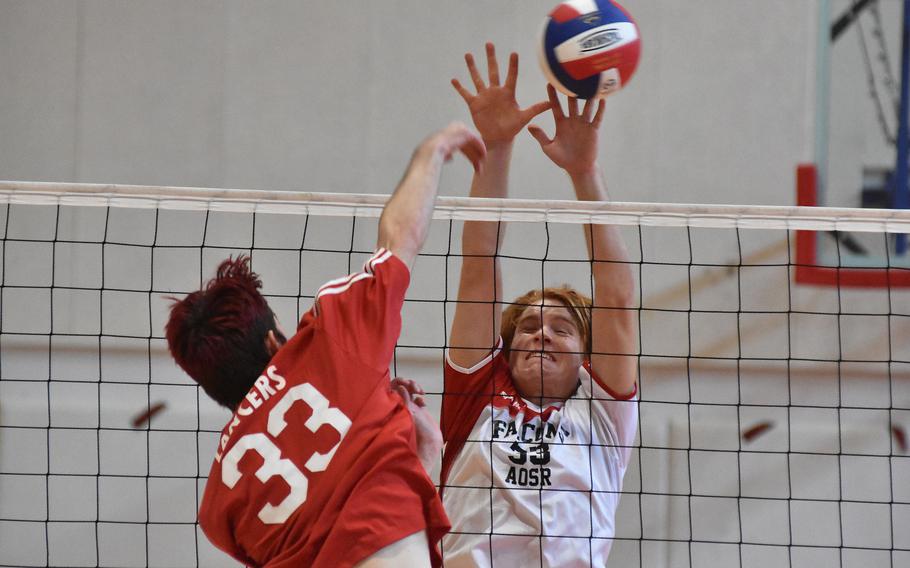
[445,338,506,375]
[315,249,408,308]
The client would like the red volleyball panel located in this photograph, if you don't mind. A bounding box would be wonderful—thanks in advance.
[615,40,641,83]
[550,4,584,23]
[561,40,641,80]
[613,1,638,27]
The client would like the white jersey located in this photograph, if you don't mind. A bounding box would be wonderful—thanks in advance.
[440,344,638,568]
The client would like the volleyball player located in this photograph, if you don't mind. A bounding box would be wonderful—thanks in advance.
[442,43,639,566]
[165,123,485,568]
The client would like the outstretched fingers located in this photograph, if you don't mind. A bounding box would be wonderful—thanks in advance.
[567,96,580,118]
[451,77,475,104]
[527,124,553,148]
[592,98,606,128]
[546,84,564,119]
[504,52,519,92]
[581,97,595,121]
[485,42,501,87]
[465,52,485,92]
[451,78,473,104]
[520,100,552,124]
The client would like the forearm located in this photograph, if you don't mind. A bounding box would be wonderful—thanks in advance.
[457,141,511,318]
[450,143,511,364]
[378,142,447,268]
[462,142,512,255]
[573,169,638,395]
[572,169,625,261]
[570,169,634,305]
[417,441,442,474]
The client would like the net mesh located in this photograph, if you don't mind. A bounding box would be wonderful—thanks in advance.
[0,182,908,567]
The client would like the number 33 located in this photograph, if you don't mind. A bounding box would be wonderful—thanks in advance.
[219,383,352,524]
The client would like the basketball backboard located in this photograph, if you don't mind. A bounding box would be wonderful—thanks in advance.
[799,0,910,285]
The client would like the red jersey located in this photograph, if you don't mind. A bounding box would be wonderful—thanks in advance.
[198,249,450,568]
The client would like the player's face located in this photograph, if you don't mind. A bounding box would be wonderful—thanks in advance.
[507,299,584,404]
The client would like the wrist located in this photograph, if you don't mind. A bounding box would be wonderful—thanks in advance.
[568,165,608,201]
[567,164,600,183]
[483,139,515,154]
[470,141,513,190]
[408,141,447,175]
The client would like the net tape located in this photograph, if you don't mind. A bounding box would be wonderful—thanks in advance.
[3,180,910,233]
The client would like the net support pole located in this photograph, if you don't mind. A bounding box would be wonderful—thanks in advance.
[893,0,910,253]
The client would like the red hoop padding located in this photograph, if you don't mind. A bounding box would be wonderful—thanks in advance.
[795,163,910,287]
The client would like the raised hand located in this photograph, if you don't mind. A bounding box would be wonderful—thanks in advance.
[528,84,605,177]
[452,42,550,145]
[378,121,485,270]
[424,121,487,172]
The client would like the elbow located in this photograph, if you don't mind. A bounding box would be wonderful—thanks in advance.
[595,272,637,309]
[604,288,636,310]
[379,213,424,260]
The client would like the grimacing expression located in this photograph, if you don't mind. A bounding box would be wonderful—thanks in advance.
[507,298,584,404]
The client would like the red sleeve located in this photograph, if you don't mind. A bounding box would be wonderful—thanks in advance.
[307,249,409,370]
[440,343,510,487]
[440,346,502,442]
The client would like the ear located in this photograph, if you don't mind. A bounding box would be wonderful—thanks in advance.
[265,329,282,356]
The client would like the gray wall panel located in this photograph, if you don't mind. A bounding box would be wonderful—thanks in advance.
[78,1,226,186]
[0,1,79,181]
[0,0,819,205]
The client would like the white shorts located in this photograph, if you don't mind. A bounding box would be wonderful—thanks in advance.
[353,530,430,568]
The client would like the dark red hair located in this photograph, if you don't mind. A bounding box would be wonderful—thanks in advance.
[165,256,284,409]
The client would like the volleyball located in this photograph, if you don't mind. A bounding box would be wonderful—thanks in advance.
[539,0,641,99]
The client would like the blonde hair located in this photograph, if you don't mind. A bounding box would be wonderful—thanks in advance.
[500,286,592,358]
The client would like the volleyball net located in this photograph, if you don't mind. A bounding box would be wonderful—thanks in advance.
[0,180,908,567]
